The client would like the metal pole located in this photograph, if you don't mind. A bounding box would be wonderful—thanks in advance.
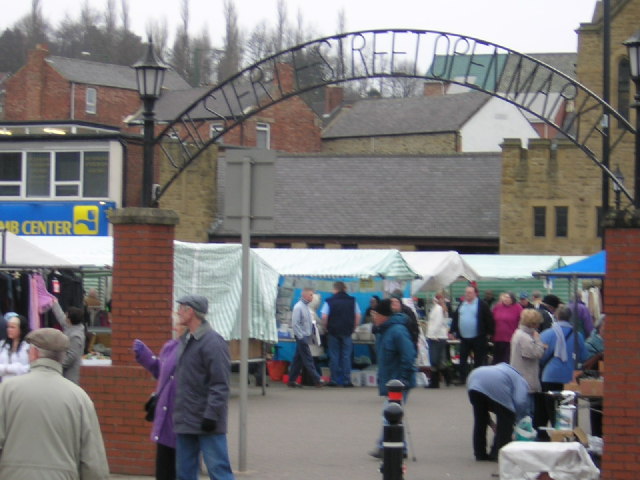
[142,98,155,208]
[601,0,611,214]
[635,87,640,207]
[238,156,252,471]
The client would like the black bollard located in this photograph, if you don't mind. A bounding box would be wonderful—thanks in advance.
[381,402,404,480]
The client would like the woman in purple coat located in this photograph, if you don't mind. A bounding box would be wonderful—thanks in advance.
[133,321,185,480]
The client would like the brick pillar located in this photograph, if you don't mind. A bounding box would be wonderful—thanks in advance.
[601,226,640,480]
[80,207,179,475]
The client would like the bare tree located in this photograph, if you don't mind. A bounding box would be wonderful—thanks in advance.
[18,0,49,48]
[170,0,191,81]
[146,18,169,60]
[217,0,243,82]
[245,21,272,66]
[190,28,214,85]
[120,0,130,33]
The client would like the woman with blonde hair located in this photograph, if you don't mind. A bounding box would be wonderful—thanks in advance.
[510,309,546,415]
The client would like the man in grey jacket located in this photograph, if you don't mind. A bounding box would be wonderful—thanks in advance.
[173,294,235,480]
[51,300,86,384]
[0,328,109,479]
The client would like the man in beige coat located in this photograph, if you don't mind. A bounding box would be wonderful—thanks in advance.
[0,328,109,479]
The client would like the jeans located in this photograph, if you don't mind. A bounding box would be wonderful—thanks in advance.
[328,334,353,385]
[176,433,235,480]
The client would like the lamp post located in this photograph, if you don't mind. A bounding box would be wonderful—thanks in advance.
[613,164,625,211]
[133,39,167,207]
[623,30,640,208]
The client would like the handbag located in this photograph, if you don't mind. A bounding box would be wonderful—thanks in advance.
[144,393,158,422]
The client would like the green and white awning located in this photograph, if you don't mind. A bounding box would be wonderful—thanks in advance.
[173,242,280,342]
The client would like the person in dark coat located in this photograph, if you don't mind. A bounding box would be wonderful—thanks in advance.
[451,285,494,382]
[368,299,417,458]
[320,282,361,387]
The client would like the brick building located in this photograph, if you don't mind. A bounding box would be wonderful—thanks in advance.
[3,44,189,127]
[499,0,638,254]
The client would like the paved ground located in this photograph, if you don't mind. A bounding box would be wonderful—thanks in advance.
[110,376,594,479]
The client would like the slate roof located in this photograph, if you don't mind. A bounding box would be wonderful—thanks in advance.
[46,56,190,91]
[322,91,490,139]
[213,153,501,239]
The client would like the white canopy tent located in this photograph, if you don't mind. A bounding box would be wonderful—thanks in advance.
[253,248,418,280]
[460,254,587,279]
[19,235,113,267]
[1,231,73,267]
[401,251,478,293]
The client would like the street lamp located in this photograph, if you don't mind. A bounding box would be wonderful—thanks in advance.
[613,164,625,211]
[133,38,167,207]
[623,30,640,208]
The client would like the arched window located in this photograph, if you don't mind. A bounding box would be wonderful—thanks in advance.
[617,58,630,126]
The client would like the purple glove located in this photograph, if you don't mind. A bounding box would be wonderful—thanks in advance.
[133,339,145,356]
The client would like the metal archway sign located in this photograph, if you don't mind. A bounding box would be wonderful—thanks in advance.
[153,29,635,202]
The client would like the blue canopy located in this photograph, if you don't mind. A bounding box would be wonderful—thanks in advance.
[548,251,606,278]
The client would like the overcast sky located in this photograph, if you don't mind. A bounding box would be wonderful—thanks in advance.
[2,0,599,54]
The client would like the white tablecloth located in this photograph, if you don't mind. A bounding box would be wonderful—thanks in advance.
[499,441,599,480]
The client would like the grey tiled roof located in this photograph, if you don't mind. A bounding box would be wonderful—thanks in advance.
[497,52,577,94]
[214,153,500,239]
[322,92,490,139]
[46,56,190,91]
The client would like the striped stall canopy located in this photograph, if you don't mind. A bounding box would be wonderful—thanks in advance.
[173,242,280,342]
[253,248,418,280]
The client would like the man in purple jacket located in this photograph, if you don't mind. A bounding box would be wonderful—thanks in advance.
[173,294,235,480]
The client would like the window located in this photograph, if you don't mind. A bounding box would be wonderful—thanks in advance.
[0,150,109,199]
[86,88,97,114]
[617,59,630,126]
[0,152,22,196]
[533,207,546,237]
[256,122,270,149]
[555,206,568,237]
[210,123,224,144]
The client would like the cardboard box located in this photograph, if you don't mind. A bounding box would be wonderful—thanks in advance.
[548,426,588,446]
[228,339,264,361]
[579,377,604,397]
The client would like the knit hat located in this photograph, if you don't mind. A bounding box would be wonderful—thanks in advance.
[542,294,561,309]
[519,291,529,299]
[372,299,393,317]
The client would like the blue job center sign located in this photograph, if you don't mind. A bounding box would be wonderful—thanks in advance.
[0,202,116,236]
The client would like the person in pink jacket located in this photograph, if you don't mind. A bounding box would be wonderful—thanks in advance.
[491,293,523,365]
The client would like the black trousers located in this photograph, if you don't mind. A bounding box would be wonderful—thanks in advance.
[156,442,176,480]
[534,382,564,440]
[468,390,515,459]
[459,335,488,381]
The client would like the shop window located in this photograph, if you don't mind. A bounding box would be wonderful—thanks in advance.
[617,58,630,127]
[555,206,568,238]
[210,122,224,144]
[533,206,546,237]
[256,122,270,149]
[275,242,290,248]
[308,243,325,249]
[86,88,97,114]
[1,150,109,199]
[0,152,22,196]
[341,243,357,249]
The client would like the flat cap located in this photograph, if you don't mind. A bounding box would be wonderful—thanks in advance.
[26,328,70,352]
[177,294,209,314]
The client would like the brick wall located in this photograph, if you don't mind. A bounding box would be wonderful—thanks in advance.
[79,208,179,475]
[321,132,457,155]
[500,138,605,254]
[601,226,640,480]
